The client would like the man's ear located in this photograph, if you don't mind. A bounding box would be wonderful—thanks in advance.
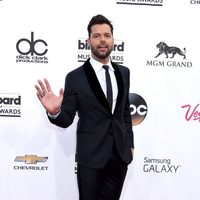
[86,38,90,47]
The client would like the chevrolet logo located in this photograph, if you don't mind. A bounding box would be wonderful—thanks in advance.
[14,155,48,164]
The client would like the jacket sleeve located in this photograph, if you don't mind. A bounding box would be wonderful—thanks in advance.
[48,73,78,128]
[124,69,134,148]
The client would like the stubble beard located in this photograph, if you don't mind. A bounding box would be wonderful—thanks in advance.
[91,46,112,60]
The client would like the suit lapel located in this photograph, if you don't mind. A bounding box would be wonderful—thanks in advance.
[83,58,124,113]
[83,59,111,112]
[112,62,124,113]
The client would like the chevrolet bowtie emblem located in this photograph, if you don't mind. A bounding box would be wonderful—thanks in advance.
[14,155,48,164]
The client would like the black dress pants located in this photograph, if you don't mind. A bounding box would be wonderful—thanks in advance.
[77,145,128,200]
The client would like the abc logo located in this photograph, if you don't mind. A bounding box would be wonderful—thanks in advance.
[129,93,148,126]
[16,32,48,56]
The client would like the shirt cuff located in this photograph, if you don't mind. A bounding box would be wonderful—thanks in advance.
[48,110,61,119]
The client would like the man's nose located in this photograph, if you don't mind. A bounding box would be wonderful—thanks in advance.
[99,35,106,41]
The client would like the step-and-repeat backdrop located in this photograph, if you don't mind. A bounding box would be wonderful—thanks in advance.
[0,0,200,199]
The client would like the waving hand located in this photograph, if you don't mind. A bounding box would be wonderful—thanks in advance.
[35,78,64,115]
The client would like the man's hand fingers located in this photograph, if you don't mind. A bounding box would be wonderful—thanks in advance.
[37,79,48,94]
[44,78,52,92]
[35,84,42,96]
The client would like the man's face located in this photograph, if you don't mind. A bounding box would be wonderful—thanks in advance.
[87,23,114,63]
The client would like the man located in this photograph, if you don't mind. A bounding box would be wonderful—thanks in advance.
[35,14,134,200]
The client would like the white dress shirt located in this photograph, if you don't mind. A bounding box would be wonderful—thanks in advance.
[90,57,118,114]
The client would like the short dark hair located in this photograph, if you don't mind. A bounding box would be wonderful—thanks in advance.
[87,14,113,37]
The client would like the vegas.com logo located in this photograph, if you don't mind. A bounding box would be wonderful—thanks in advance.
[181,103,200,122]
[0,93,21,117]
[129,93,148,126]
[77,38,125,64]
[16,32,48,64]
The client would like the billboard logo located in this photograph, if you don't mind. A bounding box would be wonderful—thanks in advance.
[0,93,21,117]
[116,0,163,6]
[110,40,124,64]
[129,93,148,126]
[78,39,90,51]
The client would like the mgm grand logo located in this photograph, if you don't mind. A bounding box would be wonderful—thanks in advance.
[147,41,192,68]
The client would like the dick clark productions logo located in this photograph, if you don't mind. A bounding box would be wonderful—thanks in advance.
[16,32,48,64]
[129,93,148,126]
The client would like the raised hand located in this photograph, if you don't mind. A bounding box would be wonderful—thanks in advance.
[35,78,64,115]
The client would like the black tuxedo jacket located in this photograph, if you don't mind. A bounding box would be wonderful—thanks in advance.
[48,58,134,169]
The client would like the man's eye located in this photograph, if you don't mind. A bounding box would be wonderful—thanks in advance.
[105,35,111,38]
